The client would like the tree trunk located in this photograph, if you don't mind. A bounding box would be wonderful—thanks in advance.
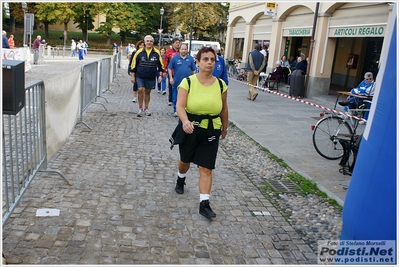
[81,29,87,42]
[64,22,68,41]
[44,22,49,39]
[9,16,16,33]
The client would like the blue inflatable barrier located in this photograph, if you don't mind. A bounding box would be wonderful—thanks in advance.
[339,3,397,264]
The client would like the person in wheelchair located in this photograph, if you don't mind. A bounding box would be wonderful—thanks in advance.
[339,72,375,111]
[264,61,283,89]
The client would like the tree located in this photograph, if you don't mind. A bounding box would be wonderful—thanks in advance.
[53,3,76,42]
[71,3,101,42]
[35,3,59,39]
[117,3,147,43]
[168,2,229,40]
[94,3,122,45]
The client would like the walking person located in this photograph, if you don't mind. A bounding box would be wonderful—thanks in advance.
[246,44,267,101]
[157,47,167,95]
[77,40,85,61]
[164,38,180,106]
[210,45,228,85]
[172,46,228,219]
[83,41,88,57]
[71,39,76,57]
[126,43,131,59]
[130,35,164,117]
[168,43,197,117]
[128,40,144,103]
[32,35,42,64]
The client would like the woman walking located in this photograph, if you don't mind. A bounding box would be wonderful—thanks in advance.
[173,46,228,219]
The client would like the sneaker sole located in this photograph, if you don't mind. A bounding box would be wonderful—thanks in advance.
[199,211,216,219]
[175,189,184,194]
[252,93,258,101]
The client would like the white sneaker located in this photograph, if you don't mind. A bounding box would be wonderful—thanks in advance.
[359,120,367,125]
[137,109,144,117]
[132,97,137,103]
[172,112,178,117]
[157,90,161,94]
[162,91,166,95]
[144,109,151,116]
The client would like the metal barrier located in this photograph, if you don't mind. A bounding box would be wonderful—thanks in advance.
[2,81,70,227]
[77,60,113,129]
[37,45,45,64]
[99,57,113,94]
[112,51,124,86]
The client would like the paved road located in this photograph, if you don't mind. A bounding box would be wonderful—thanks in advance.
[3,54,352,264]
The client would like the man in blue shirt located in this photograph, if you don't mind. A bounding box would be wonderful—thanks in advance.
[211,45,228,85]
[195,45,228,86]
[168,43,197,116]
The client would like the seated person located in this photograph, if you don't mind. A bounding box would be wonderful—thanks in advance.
[280,55,290,67]
[289,55,297,72]
[339,72,375,111]
[264,61,283,88]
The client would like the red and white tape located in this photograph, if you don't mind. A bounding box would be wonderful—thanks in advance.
[230,78,367,122]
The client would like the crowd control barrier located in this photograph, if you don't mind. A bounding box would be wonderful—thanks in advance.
[112,51,123,86]
[2,81,70,227]
[77,61,107,129]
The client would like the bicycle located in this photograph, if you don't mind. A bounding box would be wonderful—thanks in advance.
[312,100,370,160]
[227,59,239,78]
[237,68,247,81]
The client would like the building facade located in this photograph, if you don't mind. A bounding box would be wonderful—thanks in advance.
[225,2,394,97]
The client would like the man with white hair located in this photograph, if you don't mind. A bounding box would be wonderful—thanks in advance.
[32,35,42,64]
[339,72,375,113]
[130,35,164,116]
[2,30,10,48]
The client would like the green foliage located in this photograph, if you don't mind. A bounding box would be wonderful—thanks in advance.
[164,2,229,39]
[6,2,228,43]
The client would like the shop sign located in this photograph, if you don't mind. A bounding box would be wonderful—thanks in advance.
[329,26,385,37]
[283,28,312,36]
[264,2,276,17]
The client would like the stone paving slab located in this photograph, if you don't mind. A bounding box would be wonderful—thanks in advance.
[2,65,318,264]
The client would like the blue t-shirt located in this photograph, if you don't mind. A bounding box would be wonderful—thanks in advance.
[168,54,197,87]
[212,55,228,85]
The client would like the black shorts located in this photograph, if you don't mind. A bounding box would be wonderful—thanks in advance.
[179,128,221,170]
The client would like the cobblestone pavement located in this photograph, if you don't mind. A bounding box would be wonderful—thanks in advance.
[2,61,322,264]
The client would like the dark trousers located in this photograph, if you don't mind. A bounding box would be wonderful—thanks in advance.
[168,80,173,103]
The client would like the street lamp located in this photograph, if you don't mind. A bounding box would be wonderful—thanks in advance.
[22,2,27,46]
[159,7,165,48]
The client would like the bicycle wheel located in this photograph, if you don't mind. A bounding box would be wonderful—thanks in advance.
[312,116,353,160]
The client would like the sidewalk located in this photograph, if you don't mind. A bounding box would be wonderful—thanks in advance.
[2,55,347,264]
[227,80,358,205]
